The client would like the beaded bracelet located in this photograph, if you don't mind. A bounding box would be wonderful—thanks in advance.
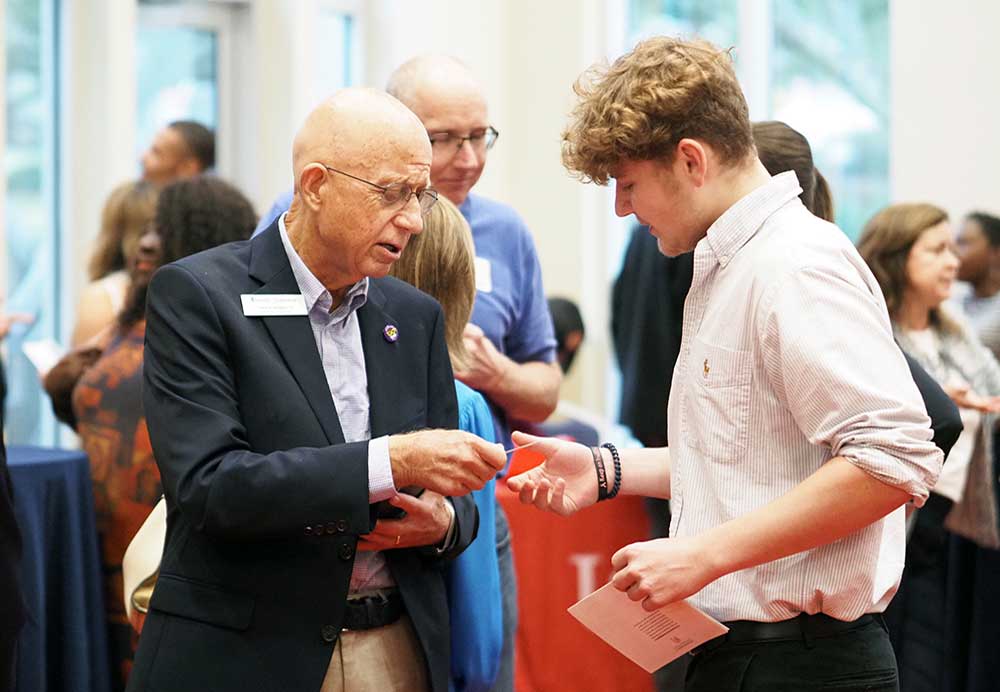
[591,446,609,501]
[601,442,622,500]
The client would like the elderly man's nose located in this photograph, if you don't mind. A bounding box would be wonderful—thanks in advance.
[397,198,424,232]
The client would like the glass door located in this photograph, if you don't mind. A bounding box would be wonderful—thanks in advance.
[136,1,234,175]
[4,0,61,444]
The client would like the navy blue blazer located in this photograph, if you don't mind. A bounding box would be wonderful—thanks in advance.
[128,223,476,692]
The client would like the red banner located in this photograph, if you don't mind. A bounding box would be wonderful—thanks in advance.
[500,449,655,692]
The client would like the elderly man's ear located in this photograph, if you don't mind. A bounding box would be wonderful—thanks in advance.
[298,165,328,212]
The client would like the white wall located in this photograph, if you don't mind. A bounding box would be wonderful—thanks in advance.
[364,0,509,201]
[891,0,1000,220]
[360,0,621,411]
[0,0,6,298]
[61,0,138,328]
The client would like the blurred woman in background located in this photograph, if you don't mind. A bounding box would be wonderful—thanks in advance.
[859,203,1000,692]
[70,176,256,690]
[954,211,1000,359]
[389,196,503,692]
[72,180,159,346]
[752,120,834,223]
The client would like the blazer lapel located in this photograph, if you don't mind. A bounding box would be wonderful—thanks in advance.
[248,225,345,445]
[357,281,404,438]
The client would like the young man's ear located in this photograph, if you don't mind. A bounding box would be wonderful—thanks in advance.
[675,138,708,187]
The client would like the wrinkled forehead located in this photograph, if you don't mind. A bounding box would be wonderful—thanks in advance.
[340,125,432,181]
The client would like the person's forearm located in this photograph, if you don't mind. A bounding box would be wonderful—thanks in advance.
[697,456,911,581]
[617,446,671,499]
[483,360,561,422]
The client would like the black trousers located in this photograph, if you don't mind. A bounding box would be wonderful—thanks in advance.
[685,616,899,692]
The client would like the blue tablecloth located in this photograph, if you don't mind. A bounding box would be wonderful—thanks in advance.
[9,446,111,692]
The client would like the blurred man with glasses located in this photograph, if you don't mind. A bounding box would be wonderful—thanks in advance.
[128,88,505,692]
[388,55,561,692]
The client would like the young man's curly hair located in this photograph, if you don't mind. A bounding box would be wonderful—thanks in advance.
[562,37,754,184]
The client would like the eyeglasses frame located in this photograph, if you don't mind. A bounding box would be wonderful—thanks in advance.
[427,126,500,157]
[318,163,439,215]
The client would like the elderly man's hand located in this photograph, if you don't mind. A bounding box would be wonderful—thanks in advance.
[610,535,719,611]
[389,429,505,496]
[358,491,451,551]
[505,431,598,516]
[453,323,510,393]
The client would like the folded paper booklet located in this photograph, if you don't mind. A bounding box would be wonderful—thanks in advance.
[568,582,729,673]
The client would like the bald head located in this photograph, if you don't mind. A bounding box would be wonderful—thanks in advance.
[284,87,433,303]
[385,56,492,205]
[386,55,486,114]
[292,87,429,187]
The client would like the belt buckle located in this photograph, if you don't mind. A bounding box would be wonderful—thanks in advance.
[342,591,392,632]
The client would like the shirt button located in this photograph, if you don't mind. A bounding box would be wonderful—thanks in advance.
[321,625,338,643]
[338,544,355,561]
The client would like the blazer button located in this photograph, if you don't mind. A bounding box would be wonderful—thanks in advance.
[321,624,338,643]
[338,544,355,561]
[335,519,348,533]
[304,525,313,536]
[325,522,337,535]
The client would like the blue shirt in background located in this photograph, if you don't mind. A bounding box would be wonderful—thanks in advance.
[448,380,502,692]
[460,193,557,450]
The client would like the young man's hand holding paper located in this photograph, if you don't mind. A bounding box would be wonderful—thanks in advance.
[569,583,728,672]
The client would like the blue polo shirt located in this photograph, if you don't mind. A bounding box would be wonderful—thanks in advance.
[460,193,557,449]
[252,190,558,449]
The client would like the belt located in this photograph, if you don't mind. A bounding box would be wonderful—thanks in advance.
[342,590,404,631]
[691,613,879,655]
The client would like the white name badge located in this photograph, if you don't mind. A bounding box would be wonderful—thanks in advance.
[241,294,308,317]
[474,257,493,293]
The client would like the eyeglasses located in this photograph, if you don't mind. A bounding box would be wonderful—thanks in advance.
[319,164,439,215]
[427,126,500,157]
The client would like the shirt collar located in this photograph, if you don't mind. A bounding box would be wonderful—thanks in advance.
[277,212,369,318]
[704,171,803,268]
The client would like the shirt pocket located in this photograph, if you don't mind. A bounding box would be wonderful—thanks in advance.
[682,338,753,463]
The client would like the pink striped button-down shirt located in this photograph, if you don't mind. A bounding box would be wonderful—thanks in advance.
[667,172,943,623]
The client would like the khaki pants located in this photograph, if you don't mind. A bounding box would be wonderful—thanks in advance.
[320,615,430,692]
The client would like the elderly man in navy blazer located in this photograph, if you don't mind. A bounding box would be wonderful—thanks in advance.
[127,89,505,692]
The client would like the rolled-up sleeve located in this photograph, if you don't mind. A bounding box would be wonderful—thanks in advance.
[760,265,944,506]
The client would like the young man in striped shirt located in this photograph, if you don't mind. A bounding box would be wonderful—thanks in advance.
[508,37,942,691]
